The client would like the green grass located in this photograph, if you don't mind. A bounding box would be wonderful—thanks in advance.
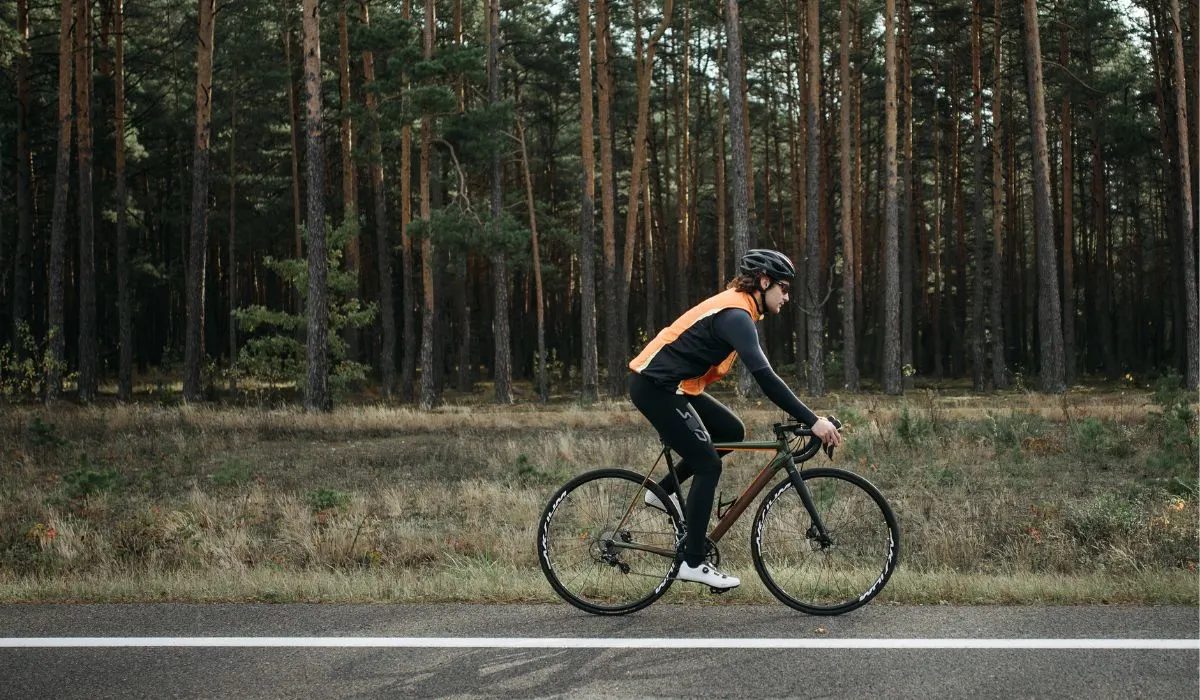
[0,387,1196,606]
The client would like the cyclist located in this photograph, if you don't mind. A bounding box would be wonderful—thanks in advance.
[628,248,842,589]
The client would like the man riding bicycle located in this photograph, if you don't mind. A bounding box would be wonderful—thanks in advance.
[628,248,842,590]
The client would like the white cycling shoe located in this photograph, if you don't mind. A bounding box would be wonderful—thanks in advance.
[676,561,740,589]
[643,489,684,521]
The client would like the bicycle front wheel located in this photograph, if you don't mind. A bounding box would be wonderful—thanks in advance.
[537,468,683,615]
[751,467,899,615]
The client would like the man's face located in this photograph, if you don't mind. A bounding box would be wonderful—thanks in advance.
[760,276,791,314]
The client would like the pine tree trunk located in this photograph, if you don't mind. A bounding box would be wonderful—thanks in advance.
[487,0,512,404]
[716,39,728,287]
[577,0,599,403]
[75,0,96,401]
[302,0,330,412]
[338,1,357,232]
[1168,0,1198,390]
[839,0,858,390]
[1023,0,1066,392]
[12,0,33,348]
[990,0,1009,389]
[791,1,807,377]
[283,20,303,302]
[517,118,548,402]
[620,0,673,390]
[595,0,621,396]
[338,1,360,364]
[725,0,756,397]
[45,0,74,402]
[360,0,396,397]
[227,66,237,394]
[419,0,439,409]
[183,0,216,403]
[400,0,416,400]
[899,0,914,389]
[881,0,901,394]
[675,1,692,317]
[970,0,987,392]
[113,0,132,399]
[1059,1,1076,385]
[805,0,826,397]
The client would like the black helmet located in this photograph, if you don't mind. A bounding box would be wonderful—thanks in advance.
[738,249,795,282]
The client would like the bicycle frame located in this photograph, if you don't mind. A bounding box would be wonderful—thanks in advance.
[618,427,831,559]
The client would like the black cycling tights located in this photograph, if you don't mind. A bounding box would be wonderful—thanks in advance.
[629,373,745,566]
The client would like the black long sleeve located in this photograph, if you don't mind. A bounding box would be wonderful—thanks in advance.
[752,367,820,426]
[712,309,820,426]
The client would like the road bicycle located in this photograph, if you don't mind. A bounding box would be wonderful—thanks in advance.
[536,417,899,616]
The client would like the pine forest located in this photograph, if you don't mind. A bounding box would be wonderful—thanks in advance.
[0,0,1196,409]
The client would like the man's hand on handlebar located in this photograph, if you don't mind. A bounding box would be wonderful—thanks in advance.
[812,416,842,449]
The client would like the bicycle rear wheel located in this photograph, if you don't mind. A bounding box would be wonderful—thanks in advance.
[751,467,899,615]
[537,468,682,615]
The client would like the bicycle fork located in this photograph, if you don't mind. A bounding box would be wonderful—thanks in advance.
[784,460,833,547]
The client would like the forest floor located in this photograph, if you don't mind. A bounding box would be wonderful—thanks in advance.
[1,379,1197,606]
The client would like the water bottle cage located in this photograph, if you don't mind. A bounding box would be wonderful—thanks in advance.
[716,492,736,520]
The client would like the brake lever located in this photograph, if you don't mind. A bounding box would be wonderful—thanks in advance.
[823,443,836,460]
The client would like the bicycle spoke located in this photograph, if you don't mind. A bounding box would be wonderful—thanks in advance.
[538,469,681,615]
[751,469,899,615]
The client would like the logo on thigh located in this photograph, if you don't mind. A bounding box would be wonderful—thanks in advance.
[675,408,711,443]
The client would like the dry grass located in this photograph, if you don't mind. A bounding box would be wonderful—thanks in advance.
[1,387,1196,606]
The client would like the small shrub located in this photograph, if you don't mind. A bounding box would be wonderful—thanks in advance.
[64,462,123,499]
[1069,417,1133,462]
[896,405,933,447]
[28,417,68,447]
[985,411,1042,454]
[306,488,351,512]
[1144,373,1198,486]
[1065,492,1142,546]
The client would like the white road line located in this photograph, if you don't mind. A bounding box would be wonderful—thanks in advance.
[0,638,1196,650]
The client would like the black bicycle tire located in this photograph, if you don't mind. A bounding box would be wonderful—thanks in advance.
[750,467,900,615]
[537,468,683,615]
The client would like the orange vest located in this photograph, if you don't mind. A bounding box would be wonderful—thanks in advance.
[629,289,762,395]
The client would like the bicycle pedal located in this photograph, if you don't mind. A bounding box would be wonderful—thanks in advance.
[708,586,729,595]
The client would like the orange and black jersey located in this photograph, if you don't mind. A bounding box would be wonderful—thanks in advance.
[629,289,820,427]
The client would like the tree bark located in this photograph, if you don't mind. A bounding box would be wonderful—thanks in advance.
[1023,0,1066,392]
[899,0,914,389]
[725,0,756,397]
[113,0,132,399]
[1059,3,1076,385]
[990,0,1009,389]
[596,0,621,396]
[1168,0,1198,390]
[227,65,238,394]
[302,0,330,411]
[338,1,360,364]
[75,0,97,401]
[805,0,826,396]
[970,0,987,391]
[12,0,33,348]
[882,0,902,394]
[45,0,74,402]
[577,0,599,403]
[517,117,548,402]
[360,0,396,397]
[419,0,440,409]
[620,0,673,385]
[183,0,216,402]
[400,0,416,399]
[839,0,858,390]
[487,0,512,404]
[283,21,303,269]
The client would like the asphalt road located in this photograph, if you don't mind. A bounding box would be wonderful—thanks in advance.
[1,604,1196,699]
